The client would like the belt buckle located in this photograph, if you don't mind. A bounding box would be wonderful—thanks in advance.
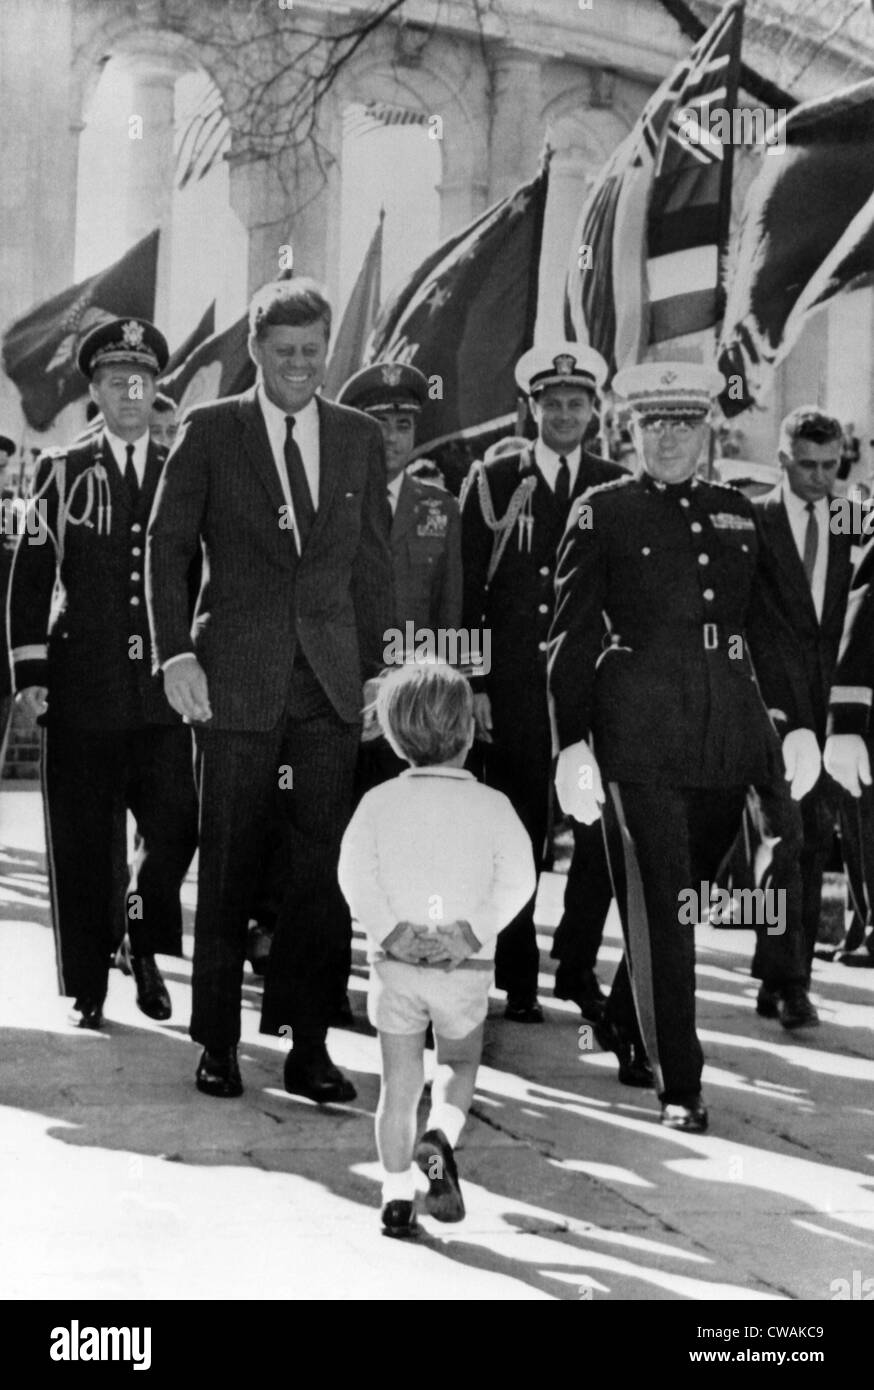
[703,622,718,651]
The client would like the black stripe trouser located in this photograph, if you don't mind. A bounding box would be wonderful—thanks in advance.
[42,724,198,1003]
[602,783,748,1105]
[191,690,359,1052]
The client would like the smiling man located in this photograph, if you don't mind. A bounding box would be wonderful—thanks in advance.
[460,344,622,1025]
[146,278,393,1102]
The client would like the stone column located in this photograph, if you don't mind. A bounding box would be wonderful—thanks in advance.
[486,48,544,204]
[121,60,186,335]
[0,0,80,443]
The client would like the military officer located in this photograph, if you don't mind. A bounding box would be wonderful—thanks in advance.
[339,361,462,785]
[8,317,199,1029]
[461,344,623,1023]
[549,361,820,1131]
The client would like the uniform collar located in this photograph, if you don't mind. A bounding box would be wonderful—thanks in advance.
[103,427,149,471]
[400,766,474,780]
[642,470,700,499]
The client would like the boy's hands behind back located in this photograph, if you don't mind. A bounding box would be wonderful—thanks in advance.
[383,920,481,969]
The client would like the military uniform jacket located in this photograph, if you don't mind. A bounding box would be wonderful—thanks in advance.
[461,445,623,700]
[8,433,179,730]
[391,473,462,631]
[548,473,809,788]
[827,534,874,737]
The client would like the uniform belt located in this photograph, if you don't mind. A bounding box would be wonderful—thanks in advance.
[609,623,741,653]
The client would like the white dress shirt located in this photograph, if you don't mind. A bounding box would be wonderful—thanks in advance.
[782,478,829,621]
[386,472,404,517]
[338,766,536,964]
[104,428,149,486]
[257,385,321,549]
[534,439,581,495]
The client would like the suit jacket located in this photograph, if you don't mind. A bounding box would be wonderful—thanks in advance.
[391,473,461,632]
[146,388,393,731]
[548,473,808,788]
[828,532,874,737]
[8,433,178,729]
[751,486,859,742]
[461,444,623,708]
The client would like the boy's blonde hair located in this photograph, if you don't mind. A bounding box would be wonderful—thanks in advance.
[374,661,474,767]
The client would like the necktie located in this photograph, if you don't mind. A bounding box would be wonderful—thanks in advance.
[554,454,570,508]
[802,501,818,589]
[284,416,315,551]
[124,443,139,499]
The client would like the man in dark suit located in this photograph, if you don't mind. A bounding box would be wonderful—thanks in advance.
[338,361,462,787]
[460,344,622,1023]
[549,362,819,1132]
[146,278,393,1102]
[748,407,855,1027]
[8,318,198,1029]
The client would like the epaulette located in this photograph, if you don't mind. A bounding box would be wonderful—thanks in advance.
[584,475,635,500]
[37,446,67,464]
[702,477,748,497]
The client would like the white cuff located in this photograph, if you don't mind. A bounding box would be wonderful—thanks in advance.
[162,653,195,672]
[12,644,47,662]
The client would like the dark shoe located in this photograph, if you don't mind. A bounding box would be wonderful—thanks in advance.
[72,997,104,1030]
[130,954,172,1021]
[756,983,781,1019]
[554,966,606,1022]
[283,1046,357,1104]
[504,997,544,1024]
[246,921,273,978]
[594,1017,653,1087]
[381,1199,421,1239]
[414,1128,465,1222]
[196,1046,243,1098]
[660,1097,708,1132]
[779,985,820,1031]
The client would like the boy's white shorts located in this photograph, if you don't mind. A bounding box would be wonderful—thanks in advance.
[368,961,492,1039]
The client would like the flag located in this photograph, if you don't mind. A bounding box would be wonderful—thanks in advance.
[323,212,384,399]
[565,1,743,378]
[1,230,159,431]
[363,164,548,453]
[160,313,255,415]
[718,78,874,416]
[162,302,216,377]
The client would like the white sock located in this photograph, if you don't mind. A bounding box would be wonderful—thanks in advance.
[381,1167,417,1204]
[426,1102,466,1149]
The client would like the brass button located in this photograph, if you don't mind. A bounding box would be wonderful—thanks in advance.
[131,571,141,581]
[132,547,142,557]
[538,603,548,614]
[698,554,709,565]
[130,596,141,606]
[539,566,549,577]
[538,641,547,652]
[131,523,143,534]
[690,522,702,533]
[703,588,715,601]
[679,498,690,508]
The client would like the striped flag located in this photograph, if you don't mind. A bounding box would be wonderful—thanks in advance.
[565,0,743,378]
[718,78,874,416]
[160,313,254,416]
[363,163,548,455]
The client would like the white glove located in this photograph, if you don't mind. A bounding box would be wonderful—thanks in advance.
[824,733,872,798]
[781,728,822,802]
[555,740,605,824]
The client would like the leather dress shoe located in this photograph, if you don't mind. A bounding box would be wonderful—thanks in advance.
[246,921,273,978]
[414,1128,465,1222]
[381,1199,421,1239]
[554,966,606,1022]
[196,1046,243,1098]
[504,997,544,1024]
[130,954,172,1021]
[756,983,781,1019]
[594,1017,654,1087]
[779,984,819,1030]
[283,1045,357,1104]
[72,997,104,1030]
[660,1097,708,1133]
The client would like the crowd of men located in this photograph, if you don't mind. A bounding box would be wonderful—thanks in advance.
[4,274,874,1133]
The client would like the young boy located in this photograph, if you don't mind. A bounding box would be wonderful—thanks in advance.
[338,661,536,1238]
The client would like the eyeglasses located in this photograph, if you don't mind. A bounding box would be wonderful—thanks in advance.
[638,417,705,438]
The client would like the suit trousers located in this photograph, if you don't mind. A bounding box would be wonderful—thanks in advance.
[42,723,198,1002]
[191,672,360,1051]
[551,818,613,976]
[748,778,818,987]
[602,783,748,1105]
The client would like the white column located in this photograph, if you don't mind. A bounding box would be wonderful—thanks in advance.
[537,144,592,341]
[123,62,182,335]
[487,49,544,204]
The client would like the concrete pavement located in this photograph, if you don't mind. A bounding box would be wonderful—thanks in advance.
[2,784,874,1301]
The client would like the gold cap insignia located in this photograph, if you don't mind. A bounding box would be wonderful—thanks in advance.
[554,354,576,375]
[381,363,403,387]
[121,320,145,349]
